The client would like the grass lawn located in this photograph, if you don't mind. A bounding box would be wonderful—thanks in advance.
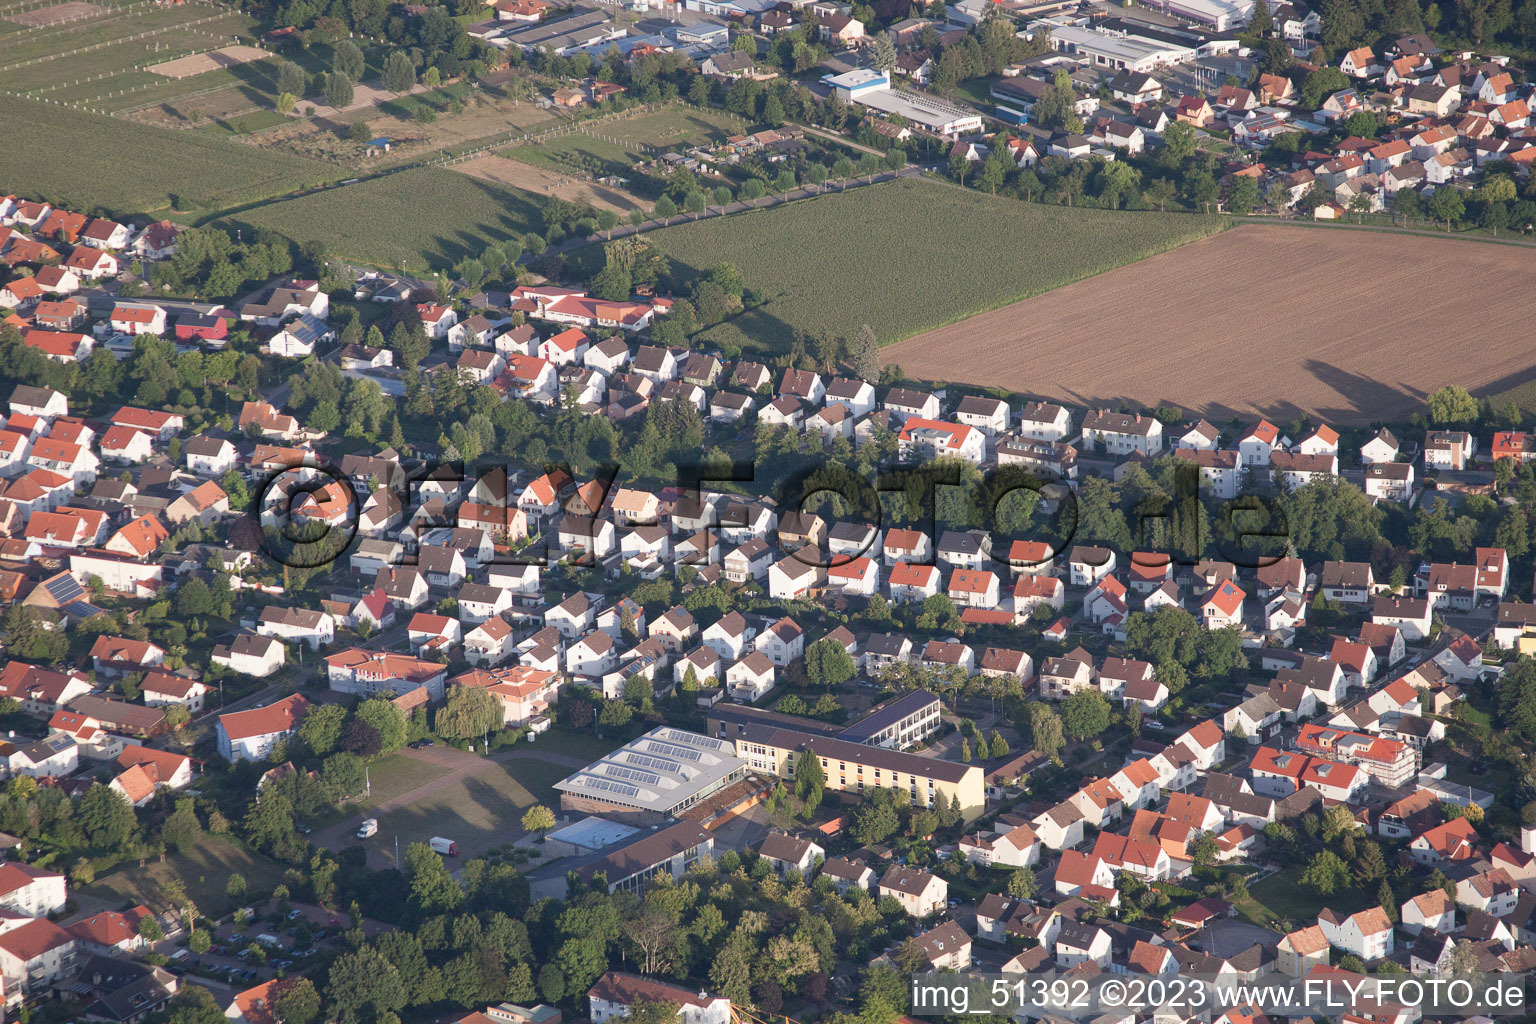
[2,99,337,214]
[628,177,1226,355]
[358,755,570,863]
[84,835,288,913]
[227,167,545,269]
[1240,864,1369,928]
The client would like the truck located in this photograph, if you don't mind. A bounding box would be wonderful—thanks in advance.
[429,836,459,856]
[356,818,378,839]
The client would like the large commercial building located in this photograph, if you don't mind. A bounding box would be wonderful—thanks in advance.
[733,725,986,819]
[822,69,984,137]
[553,727,747,824]
[706,691,943,751]
[1044,20,1196,73]
[528,820,714,900]
[837,690,944,749]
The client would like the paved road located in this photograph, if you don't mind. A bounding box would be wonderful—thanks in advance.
[311,743,589,869]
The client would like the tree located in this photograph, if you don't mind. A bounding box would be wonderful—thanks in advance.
[327,946,407,1024]
[162,798,202,853]
[1226,175,1260,215]
[1249,0,1273,33]
[356,698,407,752]
[1343,110,1378,137]
[274,977,322,1024]
[1161,120,1197,164]
[79,785,136,850]
[990,730,1009,756]
[805,636,857,687]
[795,748,825,810]
[1143,176,1178,211]
[654,195,678,223]
[436,684,501,741]
[1061,689,1111,740]
[405,841,464,913]
[1028,703,1064,761]
[1482,199,1511,236]
[327,72,355,109]
[516,804,556,838]
[1429,186,1465,230]
[333,40,365,82]
[277,60,306,97]
[1428,385,1478,426]
[1348,191,1374,222]
[847,323,879,381]
[384,50,416,93]
[226,873,247,906]
[868,31,897,70]
[1299,849,1351,895]
[853,794,900,845]
[1007,866,1037,898]
[299,703,347,757]
[276,91,297,113]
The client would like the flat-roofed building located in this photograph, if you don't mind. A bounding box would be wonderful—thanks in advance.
[553,727,747,824]
[836,690,942,749]
[528,820,714,900]
[733,725,984,819]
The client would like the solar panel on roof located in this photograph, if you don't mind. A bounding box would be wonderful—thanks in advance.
[604,765,661,786]
[46,575,84,602]
[644,741,702,762]
[660,729,719,749]
[625,752,683,773]
[581,777,639,797]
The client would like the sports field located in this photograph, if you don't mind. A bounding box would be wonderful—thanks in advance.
[637,177,1226,355]
[882,223,1536,423]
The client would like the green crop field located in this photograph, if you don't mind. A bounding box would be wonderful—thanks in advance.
[505,105,746,176]
[635,178,1227,353]
[228,167,546,268]
[2,98,338,214]
[0,8,255,91]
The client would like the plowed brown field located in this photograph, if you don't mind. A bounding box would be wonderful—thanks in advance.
[882,224,1536,424]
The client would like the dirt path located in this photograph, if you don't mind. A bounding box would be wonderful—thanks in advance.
[881,222,1536,425]
[455,153,645,212]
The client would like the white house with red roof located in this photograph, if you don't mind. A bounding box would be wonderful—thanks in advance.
[1317,905,1393,960]
[960,820,1039,868]
[325,647,447,701]
[407,612,462,655]
[89,635,165,676]
[108,302,166,335]
[1201,579,1245,629]
[62,246,118,280]
[897,418,984,463]
[538,327,590,365]
[216,693,310,761]
[1238,420,1280,466]
[888,561,941,603]
[588,972,730,1024]
[0,862,65,916]
[0,917,77,991]
[416,303,458,340]
[98,426,153,464]
[66,906,153,954]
